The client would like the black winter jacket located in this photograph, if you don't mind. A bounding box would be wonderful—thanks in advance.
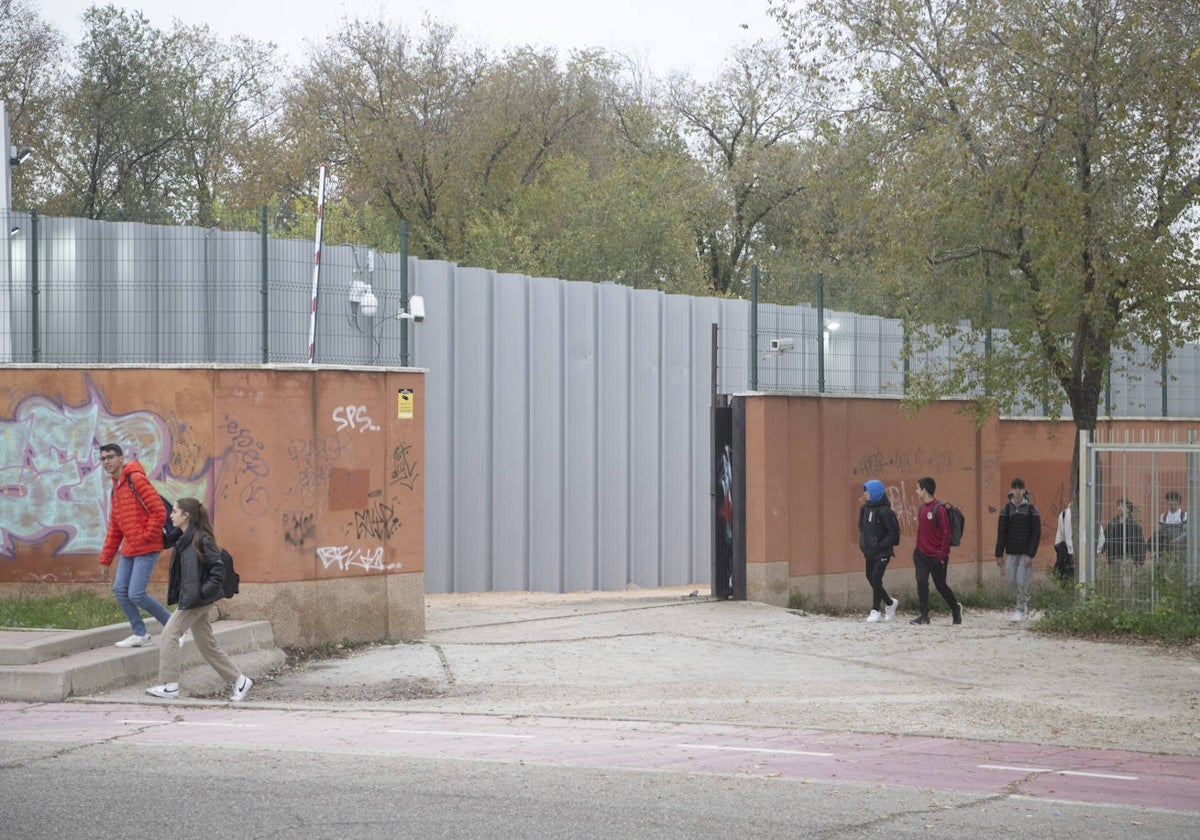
[859,499,901,560]
[995,497,1041,558]
[166,528,226,610]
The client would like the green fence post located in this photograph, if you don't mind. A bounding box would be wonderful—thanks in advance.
[1162,350,1168,418]
[817,272,826,393]
[749,265,758,391]
[30,210,39,362]
[260,206,269,363]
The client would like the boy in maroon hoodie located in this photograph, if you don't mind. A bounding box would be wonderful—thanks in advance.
[910,476,962,625]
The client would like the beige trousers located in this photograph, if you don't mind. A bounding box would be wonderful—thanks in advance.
[158,604,240,686]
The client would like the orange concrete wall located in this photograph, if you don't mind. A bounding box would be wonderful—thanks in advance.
[0,367,425,642]
[742,394,1196,607]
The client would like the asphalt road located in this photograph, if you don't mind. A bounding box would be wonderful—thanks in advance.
[1,701,1196,839]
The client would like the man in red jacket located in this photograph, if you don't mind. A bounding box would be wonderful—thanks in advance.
[99,443,173,647]
[910,476,962,626]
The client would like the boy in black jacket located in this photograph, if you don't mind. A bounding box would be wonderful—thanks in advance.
[995,477,1041,622]
[859,479,901,622]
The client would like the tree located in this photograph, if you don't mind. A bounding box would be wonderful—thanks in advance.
[771,0,1200,432]
[283,18,492,258]
[46,5,184,221]
[669,41,820,294]
[0,0,67,208]
[164,25,279,227]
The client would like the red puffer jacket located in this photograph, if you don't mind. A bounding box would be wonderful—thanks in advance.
[99,462,166,565]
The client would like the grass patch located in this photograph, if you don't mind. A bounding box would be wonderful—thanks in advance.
[1033,581,1200,642]
[0,589,127,630]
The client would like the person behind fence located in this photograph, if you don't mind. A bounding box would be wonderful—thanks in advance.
[99,443,173,648]
[1152,491,1188,552]
[995,478,1041,622]
[910,476,962,626]
[1104,498,1146,567]
[858,479,901,623]
[146,498,253,702]
[1053,504,1104,581]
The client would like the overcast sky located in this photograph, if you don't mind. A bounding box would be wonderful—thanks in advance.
[39,0,784,81]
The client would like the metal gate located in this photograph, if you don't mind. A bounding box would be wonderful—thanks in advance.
[1080,429,1200,611]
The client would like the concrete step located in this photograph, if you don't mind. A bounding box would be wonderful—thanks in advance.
[0,620,283,702]
[0,619,167,666]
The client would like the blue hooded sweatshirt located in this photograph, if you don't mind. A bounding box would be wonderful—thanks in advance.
[859,479,900,558]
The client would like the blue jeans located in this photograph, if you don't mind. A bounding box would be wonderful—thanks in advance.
[112,552,172,636]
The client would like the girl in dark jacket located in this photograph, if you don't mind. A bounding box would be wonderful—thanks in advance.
[146,498,253,702]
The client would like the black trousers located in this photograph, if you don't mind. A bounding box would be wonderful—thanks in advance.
[865,555,891,612]
[912,549,958,616]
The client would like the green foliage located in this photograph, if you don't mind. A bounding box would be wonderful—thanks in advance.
[1035,586,1200,641]
[774,0,1200,431]
[0,589,126,630]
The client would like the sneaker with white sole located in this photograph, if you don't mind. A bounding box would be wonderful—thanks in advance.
[115,633,152,648]
[866,609,882,623]
[146,683,179,699]
[230,675,254,702]
[1010,610,1024,622]
[884,598,899,621]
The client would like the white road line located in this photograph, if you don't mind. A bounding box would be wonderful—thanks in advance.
[175,721,259,728]
[384,729,534,739]
[122,719,257,729]
[675,744,834,758]
[979,764,1137,781]
[1058,770,1139,781]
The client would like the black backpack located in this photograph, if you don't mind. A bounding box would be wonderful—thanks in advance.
[126,474,184,549]
[938,502,966,548]
[216,547,240,599]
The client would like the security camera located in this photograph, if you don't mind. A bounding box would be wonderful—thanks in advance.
[360,290,378,318]
[769,338,794,351]
[408,295,425,323]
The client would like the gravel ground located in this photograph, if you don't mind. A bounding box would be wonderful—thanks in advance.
[246,588,1200,756]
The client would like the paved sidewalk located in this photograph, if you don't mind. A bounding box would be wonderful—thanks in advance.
[79,587,1200,757]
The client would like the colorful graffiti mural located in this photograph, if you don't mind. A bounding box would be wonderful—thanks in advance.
[0,382,210,557]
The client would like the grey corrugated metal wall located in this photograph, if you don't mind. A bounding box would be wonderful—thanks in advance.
[413,265,739,592]
[5,214,1199,592]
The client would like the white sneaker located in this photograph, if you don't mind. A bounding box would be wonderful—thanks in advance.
[146,683,179,699]
[115,633,152,648]
[178,631,193,648]
[866,609,882,623]
[884,598,899,621]
[230,675,254,702]
[1010,610,1024,622]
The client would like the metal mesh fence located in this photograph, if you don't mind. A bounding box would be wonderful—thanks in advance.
[1,208,414,367]
[1082,430,1200,613]
[6,207,1200,418]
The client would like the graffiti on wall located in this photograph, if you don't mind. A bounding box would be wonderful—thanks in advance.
[282,512,316,549]
[316,545,398,573]
[0,383,209,557]
[220,417,270,516]
[390,442,420,490]
[353,501,400,541]
[4,381,419,578]
[332,405,379,433]
[286,434,352,498]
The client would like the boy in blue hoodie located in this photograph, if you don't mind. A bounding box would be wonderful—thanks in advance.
[859,479,901,622]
